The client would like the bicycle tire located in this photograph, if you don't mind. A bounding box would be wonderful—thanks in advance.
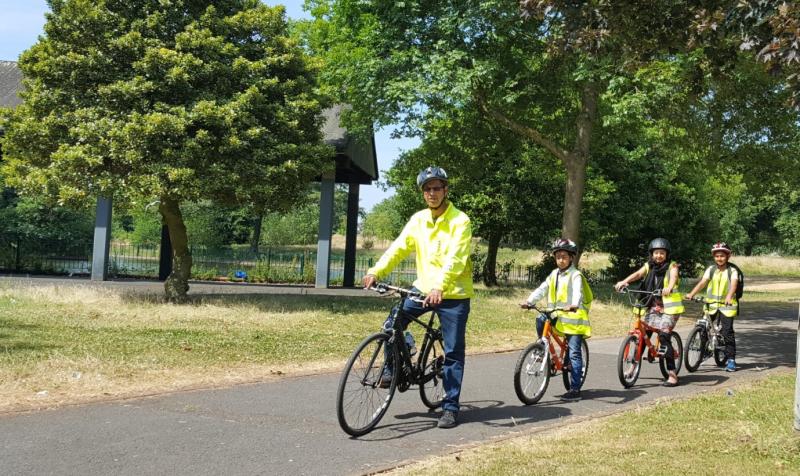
[336,332,397,437]
[513,341,550,405]
[659,332,683,378]
[617,334,642,388]
[418,331,446,409]
[561,339,590,391]
[684,326,707,372]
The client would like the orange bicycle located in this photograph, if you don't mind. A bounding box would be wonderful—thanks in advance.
[513,304,589,404]
[616,288,683,388]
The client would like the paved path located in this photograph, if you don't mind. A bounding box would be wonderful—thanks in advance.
[0,294,796,475]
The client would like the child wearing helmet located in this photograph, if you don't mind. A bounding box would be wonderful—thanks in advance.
[614,238,684,386]
[685,242,739,372]
[520,238,593,402]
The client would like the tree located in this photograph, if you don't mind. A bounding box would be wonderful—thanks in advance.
[361,195,405,242]
[306,0,709,259]
[1,0,331,300]
[383,104,564,285]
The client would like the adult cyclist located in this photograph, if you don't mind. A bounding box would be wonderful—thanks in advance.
[363,166,473,429]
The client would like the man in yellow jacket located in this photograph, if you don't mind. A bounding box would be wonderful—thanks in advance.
[363,166,473,429]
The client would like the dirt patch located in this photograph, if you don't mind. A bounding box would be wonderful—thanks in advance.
[746,281,800,292]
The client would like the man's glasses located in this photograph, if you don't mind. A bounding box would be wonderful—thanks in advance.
[422,186,444,194]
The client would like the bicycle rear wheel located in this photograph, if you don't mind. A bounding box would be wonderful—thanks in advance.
[659,332,683,378]
[617,334,642,388]
[561,339,589,391]
[336,332,397,437]
[418,331,445,409]
[684,327,707,372]
[514,341,550,405]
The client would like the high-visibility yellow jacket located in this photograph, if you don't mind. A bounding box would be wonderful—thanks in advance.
[704,265,739,318]
[635,261,685,316]
[547,267,593,337]
[367,202,474,299]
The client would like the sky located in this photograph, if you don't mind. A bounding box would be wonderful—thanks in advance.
[0,0,417,211]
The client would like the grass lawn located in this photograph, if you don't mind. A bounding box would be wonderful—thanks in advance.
[390,372,800,475]
[0,280,796,412]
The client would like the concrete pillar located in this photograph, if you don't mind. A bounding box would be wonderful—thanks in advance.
[90,196,112,281]
[315,173,335,288]
[343,183,360,287]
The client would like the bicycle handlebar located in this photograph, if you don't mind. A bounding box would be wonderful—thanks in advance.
[369,282,426,303]
[520,303,570,315]
[616,287,662,296]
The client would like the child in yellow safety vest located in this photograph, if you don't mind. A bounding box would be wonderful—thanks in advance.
[520,238,593,402]
[614,238,684,387]
[685,242,739,372]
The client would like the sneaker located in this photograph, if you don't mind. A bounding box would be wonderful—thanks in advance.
[726,359,737,372]
[437,410,458,429]
[559,389,581,402]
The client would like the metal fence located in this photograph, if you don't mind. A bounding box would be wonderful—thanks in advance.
[0,240,541,285]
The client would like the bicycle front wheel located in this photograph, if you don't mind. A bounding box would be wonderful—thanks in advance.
[418,331,445,409]
[336,332,397,437]
[514,341,550,405]
[617,334,642,388]
[684,327,707,372]
[562,339,589,391]
[659,332,683,378]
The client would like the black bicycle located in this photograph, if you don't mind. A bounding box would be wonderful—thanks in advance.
[684,296,727,372]
[336,283,446,437]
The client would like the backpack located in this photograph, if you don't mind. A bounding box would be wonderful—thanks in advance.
[708,263,744,300]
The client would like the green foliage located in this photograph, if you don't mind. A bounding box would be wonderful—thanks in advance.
[361,195,405,241]
[0,193,94,248]
[259,185,350,246]
[775,191,800,254]
[3,1,332,208]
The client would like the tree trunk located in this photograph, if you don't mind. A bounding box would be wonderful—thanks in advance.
[482,231,503,287]
[159,197,192,302]
[250,213,263,253]
[561,81,599,265]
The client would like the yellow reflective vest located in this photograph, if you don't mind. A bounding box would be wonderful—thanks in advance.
[367,202,474,299]
[548,268,593,337]
[705,265,739,318]
[636,261,685,316]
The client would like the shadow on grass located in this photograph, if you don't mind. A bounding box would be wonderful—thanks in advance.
[0,318,60,354]
[118,291,392,315]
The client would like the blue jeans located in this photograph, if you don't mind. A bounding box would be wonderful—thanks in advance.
[536,314,584,392]
[388,291,470,413]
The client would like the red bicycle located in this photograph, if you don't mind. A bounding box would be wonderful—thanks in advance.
[616,288,683,388]
[513,304,589,404]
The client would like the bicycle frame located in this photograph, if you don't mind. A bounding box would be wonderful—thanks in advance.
[539,315,570,372]
[620,288,668,361]
[373,283,442,390]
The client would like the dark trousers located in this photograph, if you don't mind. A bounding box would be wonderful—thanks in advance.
[719,313,736,360]
[387,291,470,413]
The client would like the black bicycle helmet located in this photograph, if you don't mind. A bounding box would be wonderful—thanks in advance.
[417,166,449,189]
[551,238,578,256]
[648,238,671,253]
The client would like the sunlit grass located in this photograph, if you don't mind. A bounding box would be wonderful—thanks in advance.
[392,373,800,476]
[0,281,796,411]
